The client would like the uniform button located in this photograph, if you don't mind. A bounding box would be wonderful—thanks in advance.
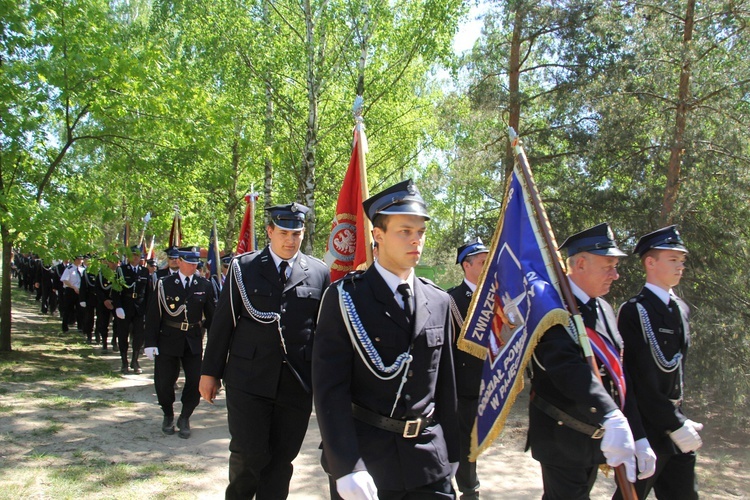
[557,421,564,426]
[281,308,286,313]
[404,395,411,401]
[374,337,381,342]
[408,370,413,377]
[590,407,597,413]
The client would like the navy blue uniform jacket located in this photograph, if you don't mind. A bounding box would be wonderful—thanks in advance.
[312,267,459,491]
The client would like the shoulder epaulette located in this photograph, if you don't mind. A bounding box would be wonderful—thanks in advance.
[417,276,446,292]
[334,270,365,286]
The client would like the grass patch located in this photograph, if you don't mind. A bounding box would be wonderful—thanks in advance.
[30,422,64,436]
[0,403,14,413]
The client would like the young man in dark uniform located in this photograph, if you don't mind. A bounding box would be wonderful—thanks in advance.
[448,238,489,500]
[199,203,330,499]
[527,223,656,499]
[144,246,215,438]
[313,179,459,499]
[112,245,150,374]
[615,226,701,499]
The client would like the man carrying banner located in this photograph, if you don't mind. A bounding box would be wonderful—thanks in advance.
[199,203,330,499]
[527,223,656,499]
[449,238,489,500]
[313,179,459,499]
[614,226,700,499]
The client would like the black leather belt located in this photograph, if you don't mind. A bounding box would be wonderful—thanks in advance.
[163,319,202,331]
[352,403,434,438]
[531,393,604,439]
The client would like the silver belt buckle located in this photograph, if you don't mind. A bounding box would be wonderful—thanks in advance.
[180,322,189,331]
[591,426,605,439]
[403,418,421,438]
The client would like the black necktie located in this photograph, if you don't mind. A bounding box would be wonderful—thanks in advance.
[279,261,289,285]
[583,298,598,329]
[184,276,191,289]
[397,283,414,323]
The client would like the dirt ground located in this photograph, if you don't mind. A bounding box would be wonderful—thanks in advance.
[1,289,748,499]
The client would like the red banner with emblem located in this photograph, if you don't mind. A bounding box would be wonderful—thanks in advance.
[325,124,370,281]
[236,193,258,255]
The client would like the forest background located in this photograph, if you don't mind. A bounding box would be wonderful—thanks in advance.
[1,0,749,414]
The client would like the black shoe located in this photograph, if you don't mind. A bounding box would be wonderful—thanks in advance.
[162,416,175,435]
[177,415,191,439]
[120,362,129,374]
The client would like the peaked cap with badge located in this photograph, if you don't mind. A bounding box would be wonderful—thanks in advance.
[362,179,430,222]
[633,225,688,257]
[178,246,201,264]
[164,246,180,259]
[456,237,489,265]
[266,203,309,231]
[558,222,627,257]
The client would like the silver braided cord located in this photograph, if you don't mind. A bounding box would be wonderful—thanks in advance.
[230,259,287,353]
[157,278,187,318]
[636,302,684,404]
[337,281,413,417]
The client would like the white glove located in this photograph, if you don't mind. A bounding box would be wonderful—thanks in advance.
[115,307,125,319]
[79,301,86,307]
[634,438,657,479]
[670,419,703,453]
[600,409,636,483]
[336,471,378,500]
[144,347,159,360]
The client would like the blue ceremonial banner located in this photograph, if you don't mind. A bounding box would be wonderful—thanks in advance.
[457,165,570,460]
[207,222,221,279]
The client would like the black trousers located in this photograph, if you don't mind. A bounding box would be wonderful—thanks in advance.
[613,449,698,500]
[115,312,144,361]
[540,463,598,500]
[225,367,312,500]
[456,396,480,499]
[96,305,113,347]
[153,348,202,418]
[81,296,97,339]
[61,288,77,331]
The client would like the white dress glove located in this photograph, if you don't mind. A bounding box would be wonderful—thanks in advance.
[600,409,636,483]
[79,301,86,307]
[634,438,657,479]
[144,347,159,361]
[336,471,378,500]
[670,419,703,453]
[115,307,125,319]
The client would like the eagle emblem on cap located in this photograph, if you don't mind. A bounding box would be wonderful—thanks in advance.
[290,203,299,212]
[407,181,416,195]
[607,226,614,240]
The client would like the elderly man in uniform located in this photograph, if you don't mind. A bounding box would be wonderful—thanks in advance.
[145,246,215,438]
[448,238,489,499]
[199,203,330,499]
[527,223,656,499]
[614,226,701,499]
[313,179,459,500]
[112,246,150,374]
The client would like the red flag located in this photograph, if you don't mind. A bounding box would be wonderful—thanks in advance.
[236,193,258,254]
[324,123,370,281]
[168,208,182,248]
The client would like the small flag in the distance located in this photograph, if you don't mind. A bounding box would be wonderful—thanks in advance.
[458,165,569,460]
